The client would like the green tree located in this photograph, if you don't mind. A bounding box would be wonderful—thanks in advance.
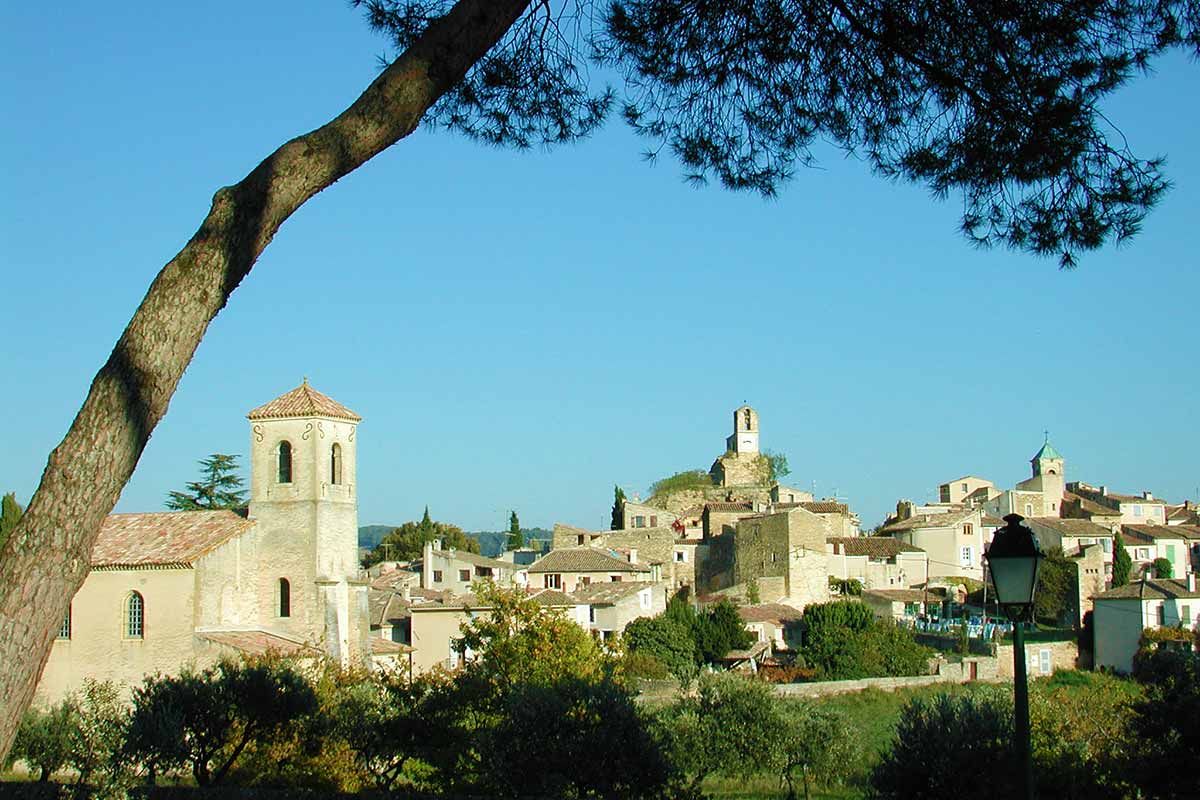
[364,507,479,565]
[610,485,626,531]
[67,679,131,794]
[1112,533,1133,587]
[777,702,856,800]
[1125,651,1200,799]
[622,614,697,682]
[165,454,247,511]
[802,599,929,680]
[694,599,755,663]
[6,0,1198,759]
[765,450,791,483]
[125,657,319,786]
[0,492,23,551]
[8,701,76,782]
[661,672,783,795]
[1035,546,1077,626]
[1151,556,1173,578]
[506,510,523,550]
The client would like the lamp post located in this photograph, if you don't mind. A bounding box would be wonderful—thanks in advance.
[984,513,1044,800]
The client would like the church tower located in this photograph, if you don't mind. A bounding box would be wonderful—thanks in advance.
[727,405,760,455]
[246,380,366,662]
[1029,438,1066,514]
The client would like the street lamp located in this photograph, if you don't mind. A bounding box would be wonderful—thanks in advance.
[984,513,1044,800]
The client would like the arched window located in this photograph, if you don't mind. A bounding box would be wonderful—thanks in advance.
[126,591,144,639]
[278,578,291,618]
[277,441,293,483]
[743,409,752,429]
[330,443,342,485]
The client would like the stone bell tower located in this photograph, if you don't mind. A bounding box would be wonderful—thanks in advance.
[727,405,760,455]
[246,380,368,664]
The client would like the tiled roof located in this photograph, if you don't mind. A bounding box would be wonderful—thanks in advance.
[1106,493,1165,505]
[1095,578,1200,601]
[527,547,648,574]
[368,589,412,626]
[1063,492,1122,518]
[1167,524,1200,540]
[737,603,804,623]
[198,630,317,657]
[1122,524,1187,541]
[880,509,975,533]
[828,536,922,559]
[798,501,850,515]
[981,516,1006,527]
[92,511,254,567]
[705,502,754,513]
[1025,518,1114,539]
[1033,442,1063,461]
[370,638,413,655]
[863,589,928,603]
[409,588,577,611]
[431,549,514,571]
[246,381,361,422]
[369,569,420,591]
[570,581,655,605]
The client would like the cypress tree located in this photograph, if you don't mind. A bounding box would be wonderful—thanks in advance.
[610,486,626,531]
[1112,533,1132,587]
[507,510,524,550]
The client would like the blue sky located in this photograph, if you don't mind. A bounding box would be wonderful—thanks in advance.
[2,2,1197,533]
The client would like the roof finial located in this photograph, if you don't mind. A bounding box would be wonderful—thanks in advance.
[303,376,309,386]
[1044,429,1049,444]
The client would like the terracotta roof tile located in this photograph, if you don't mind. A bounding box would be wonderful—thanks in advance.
[827,536,922,559]
[246,381,361,422]
[737,603,804,623]
[92,511,253,567]
[1025,518,1114,539]
[570,581,656,605]
[1095,578,1200,601]
[370,638,413,655]
[527,547,649,574]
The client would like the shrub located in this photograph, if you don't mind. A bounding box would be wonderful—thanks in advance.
[9,702,76,782]
[1124,650,1200,799]
[1151,557,1173,578]
[778,701,857,800]
[870,690,1019,799]
[623,650,673,680]
[623,614,697,680]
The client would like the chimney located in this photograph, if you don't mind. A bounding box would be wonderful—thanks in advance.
[628,548,638,564]
[422,539,434,589]
[1188,572,1196,593]
[1100,486,1108,496]
[1142,491,1154,500]
[402,583,412,601]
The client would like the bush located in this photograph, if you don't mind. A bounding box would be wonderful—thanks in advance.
[9,702,76,782]
[623,614,697,681]
[802,601,930,680]
[622,650,673,680]
[778,701,857,800]
[870,690,1019,799]
[1124,650,1200,799]
[1151,557,1173,578]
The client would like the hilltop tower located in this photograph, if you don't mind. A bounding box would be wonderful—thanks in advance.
[727,405,760,455]
[246,380,367,663]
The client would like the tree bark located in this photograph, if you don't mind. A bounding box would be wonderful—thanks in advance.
[0,0,532,760]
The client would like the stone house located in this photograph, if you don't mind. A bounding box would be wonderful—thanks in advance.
[1093,575,1200,673]
[939,475,998,505]
[728,507,832,608]
[38,382,384,703]
[983,442,1067,520]
[419,541,518,594]
[1121,524,1193,579]
[880,507,987,581]
[1166,501,1200,526]
[551,523,691,588]
[571,582,665,641]
[1067,481,1167,525]
[737,603,804,653]
[526,546,655,592]
[1023,517,1115,580]
[1061,490,1124,529]
[827,537,928,590]
[861,588,931,622]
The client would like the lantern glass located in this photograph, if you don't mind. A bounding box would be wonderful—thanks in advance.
[988,555,1041,607]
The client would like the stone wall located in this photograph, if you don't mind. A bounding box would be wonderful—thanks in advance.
[771,657,1000,698]
[995,639,1079,679]
[711,451,770,488]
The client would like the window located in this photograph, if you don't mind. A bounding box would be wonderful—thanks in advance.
[675,550,686,563]
[963,523,974,537]
[1102,539,1112,553]
[1025,503,1033,515]
[1134,505,1143,517]
[1182,605,1192,625]
[330,443,342,485]
[744,409,752,429]
[1038,649,1052,675]
[634,515,645,528]
[961,546,973,567]
[58,606,71,640]
[961,483,968,492]
[579,576,591,586]
[788,493,795,501]
[433,570,443,583]
[1051,502,1057,511]
[126,591,144,639]
[588,606,596,624]
[544,574,561,589]
[1156,605,1166,625]
[577,535,585,545]
[650,515,658,527]
[277,441,293,483]
[610,575,622,582]
[639,591,651,609]
[278,578,291,618]
[458,569,471,582]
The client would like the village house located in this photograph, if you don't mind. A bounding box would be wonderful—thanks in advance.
[550,522,692,587]
[38,382,386,702]
[736,604,804,654]
[860,588,933,623]
[526,546,656,592]
[879,507,989,581]
[1067,481,1168,525]
[1121,524,1193,579]
[716,506,833,607]
[938,475,999,506]
[418,540,519,594]
[983,441,1067,520]
[826,536,929,590]
[1061,490,1124,530]
[1093,574,1200,673]
[571,581,665,641]
[1023,517,1115,580]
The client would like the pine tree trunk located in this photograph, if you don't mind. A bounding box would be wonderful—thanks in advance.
[0,0,531,760]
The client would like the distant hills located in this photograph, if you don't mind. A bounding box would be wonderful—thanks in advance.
[358,525,554,558]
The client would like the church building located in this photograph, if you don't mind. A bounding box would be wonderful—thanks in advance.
[36,381,395,703]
